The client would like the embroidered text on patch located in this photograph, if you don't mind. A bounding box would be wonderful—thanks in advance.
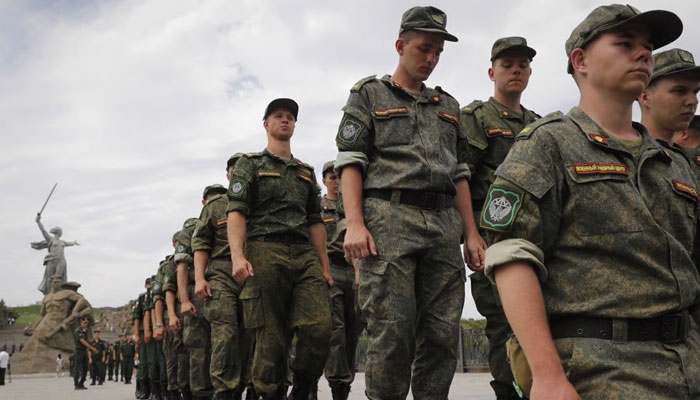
[574,163,628,175]
[373,107,409,118]
[438,111,460,126]
[672,179,699,203]
[486,127,514,137]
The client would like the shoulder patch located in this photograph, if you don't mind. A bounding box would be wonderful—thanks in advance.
[517,111,564,139]
[671,179,700,204]
[350,75,376,93]
[480,186,524,232]
[337,115,365,147]
[228,178,246,199]
[461,100,484,115]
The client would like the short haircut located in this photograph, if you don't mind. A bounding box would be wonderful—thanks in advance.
[399,30,419,44]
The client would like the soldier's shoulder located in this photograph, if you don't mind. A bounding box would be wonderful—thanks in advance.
[350,75,377,93]
[460,100,484,115]
[204,193,227,207]
[434,86,456,100]
[517,111,567,140]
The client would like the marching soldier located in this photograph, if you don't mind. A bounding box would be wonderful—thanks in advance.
[73,316,97,390]
[121,332,136,385]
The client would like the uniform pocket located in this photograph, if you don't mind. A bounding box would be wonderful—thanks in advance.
[372,107,411,146]
[182,316,206,348]
[240,284,264,329]
[256,174,282,204]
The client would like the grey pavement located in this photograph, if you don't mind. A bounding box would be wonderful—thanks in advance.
[1,372,495,399]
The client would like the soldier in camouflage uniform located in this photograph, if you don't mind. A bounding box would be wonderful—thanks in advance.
[177,213,215,400]
[151,260,169,400]
[88,328,106,385]
[144,274,165,400]
[227,98,332,400]
[121,332,136,384]
[674,115,700,177]
[335,7,484,400]
[461,36,539,400]
[639,48,700,158]
[154,233,192,400]
[482,5,700,399]
[73,316,97,390]
[114,333,123,382]
[320,161,360,400]
[133,278,151,399]
[193,178,254,400]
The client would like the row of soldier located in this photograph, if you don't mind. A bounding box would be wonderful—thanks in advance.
[123,4,700,400]
[72,317,136,389]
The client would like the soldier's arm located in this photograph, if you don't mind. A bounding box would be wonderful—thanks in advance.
[132,319,140,348]
[177,263,196,316]
[143,310,152,343]
[165,291,180,331]
[81,338,97,354]
[454,179,486,270]
[153,299,165,340]
[340,166,376,260]
[193,250,211,298]
[228,212,253,284]
[225,155,256,284]
[309,223,333,287]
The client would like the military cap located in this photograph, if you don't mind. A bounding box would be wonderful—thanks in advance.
[650,48,700,83]
[491,37,536,61]
[93,327,100,333]
[172,231,181,243]
[566,4,682,74]
[203,184,227,199]
[80,316,90,323]
[399,6,458,42]
[263,98,298,121]
[145,277,152,285]
[322,161,335,176]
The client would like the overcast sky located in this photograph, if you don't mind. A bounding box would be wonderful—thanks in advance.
[1,0,698,319]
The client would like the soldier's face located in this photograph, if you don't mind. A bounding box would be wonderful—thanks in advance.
[264,108,296,141]
[489,51,531,96]
[641,73,700,132]
[322,171,339,196]
[398,31,444,82]
[577,27,653,97]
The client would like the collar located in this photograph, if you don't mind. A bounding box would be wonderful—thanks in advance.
[262,148,299,166]
[488,97,525,120]
[380,74,443,104]
[567,107,671,162]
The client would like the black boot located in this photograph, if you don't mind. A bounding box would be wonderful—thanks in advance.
[244,387,258,400]
[181,389,193,400]
[287,376,313,400]
[307,380,318,400]
[90,378,96,386]
[330,385,350,400]
[213,390,233,400]
[152,383,164,400]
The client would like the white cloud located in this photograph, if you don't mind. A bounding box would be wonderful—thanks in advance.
[1,0,698,320]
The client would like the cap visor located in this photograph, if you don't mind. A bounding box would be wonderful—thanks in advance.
[492,46,537,61]
[413,27,458,42]
[619,10,682,51]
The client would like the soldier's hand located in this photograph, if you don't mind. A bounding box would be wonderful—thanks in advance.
[232,256,255,284]
[344,222,377,259]
[154,325,165,340]
[530,375,580,400]
[144,329,152,343]
[180,300,197,317]
[169,315,182,331]
[194,280,212,299]
[134,335,141,347]
[464,231,487,272]
[323,270,335,288]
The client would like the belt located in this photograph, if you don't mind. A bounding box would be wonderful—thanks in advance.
[329,253,351,267]
[364,189,453,210]
[250,233,308,245]
[549,311,690,344]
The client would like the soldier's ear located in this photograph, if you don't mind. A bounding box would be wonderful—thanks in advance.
[396,38,405,55]
[488,67,495,82]
[637,90,650,108]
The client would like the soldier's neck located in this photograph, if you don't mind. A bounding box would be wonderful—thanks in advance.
[391,68,424,94]
[578,89,637,140]
[493,91,522,113]
[640,114,674,143]
[325,192,338,201]
[266,141,292,160]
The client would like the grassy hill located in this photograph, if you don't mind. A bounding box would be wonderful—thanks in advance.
[11,304,102,325]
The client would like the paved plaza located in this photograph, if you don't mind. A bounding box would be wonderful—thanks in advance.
[0,372,495,400]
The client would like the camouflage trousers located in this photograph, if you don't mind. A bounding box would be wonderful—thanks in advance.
[204,259,253,394]
[183,293,214,397]
[73,350,88,387]
[146,339,166,384]
[114,351,120,379]
[242,241,332,397]
[470,271,518,399]
[164,324,190,391]
[137,332,148,380]
[122,357,134,381]
[359,198,465,400]
[324,260,361,388]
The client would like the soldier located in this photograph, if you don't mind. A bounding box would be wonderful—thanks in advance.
[146,270,166,400]
[114,333,123,382]
[226,98,333,400]
[482,5,700,399]
[334,7,484,399]
[461,36,539,400]
[107,342,115,381]
[193,178,254,400]
[73,316,98,390]
[320,161,360,400]
[133,277,152,399]
[176,214,215,400]
[88,328,106,385]
[154,234,190,400]
[121,332,136,384]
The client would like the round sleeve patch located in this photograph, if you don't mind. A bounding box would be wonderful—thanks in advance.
[336,116,364,147]
[480,187,523,232]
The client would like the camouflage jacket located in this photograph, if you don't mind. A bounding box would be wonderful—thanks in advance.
[226,149,323,241]
[678,144,700,184]
[482,107,700,318]
[121,340,135,358]
[335,74,470,194]
[74,326,89,352]
[173,217,198,280]
[321,195,345,259]
[152,256,173,302]
[461,97,539,212]
[132,293,146,330]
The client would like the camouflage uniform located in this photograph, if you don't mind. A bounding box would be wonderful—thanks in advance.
[89,336,106,384]
[321,193,360,392]
[73,325,90,388]
[176,217,215,399]
[226,150,331,397]
[192,192,252,396]
[144,277,165,391]
[114,339,121,381]
[121,337,136,384]
[462,92,539,399]
[133,291,148,384]
[481,107,700,399]
[335,48,469,400]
